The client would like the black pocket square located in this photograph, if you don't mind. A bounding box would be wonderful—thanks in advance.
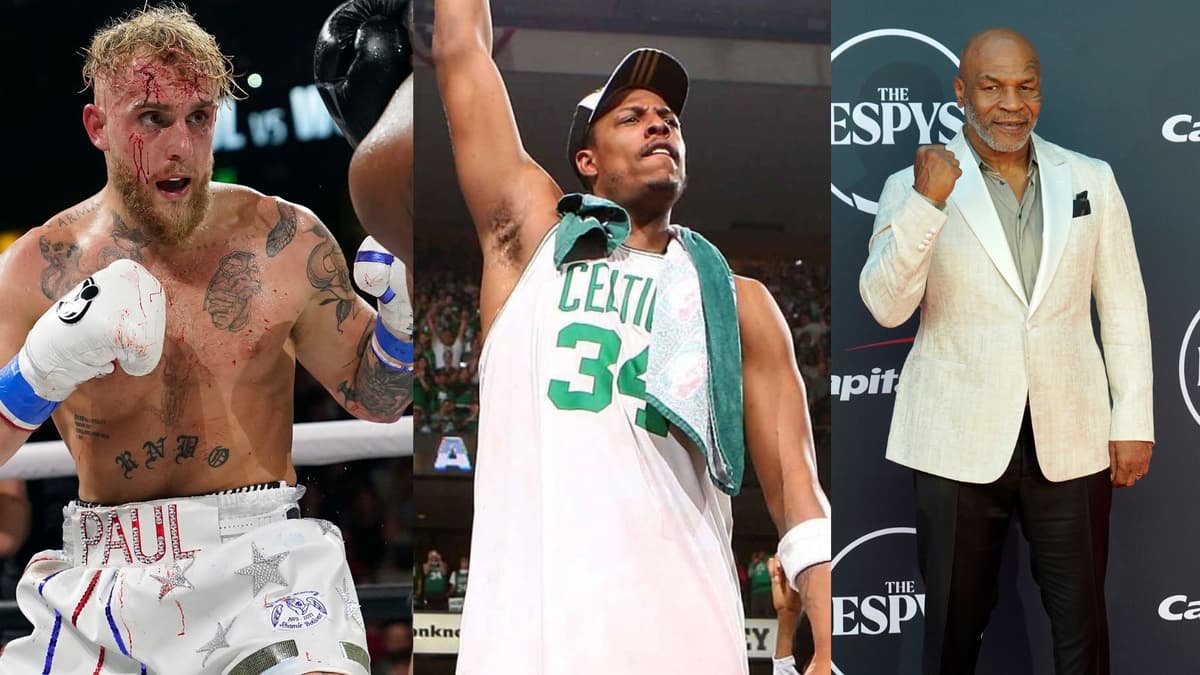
[1073,191,1091,217]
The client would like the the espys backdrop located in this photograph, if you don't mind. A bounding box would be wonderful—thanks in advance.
[832,3,1200,674]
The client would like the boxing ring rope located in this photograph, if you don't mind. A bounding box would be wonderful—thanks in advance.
[0,416,414,632]
[0,417,413,481]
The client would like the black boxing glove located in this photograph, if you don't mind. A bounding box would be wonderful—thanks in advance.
[314,0,413,148]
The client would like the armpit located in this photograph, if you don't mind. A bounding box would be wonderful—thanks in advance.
[489,199,523,266]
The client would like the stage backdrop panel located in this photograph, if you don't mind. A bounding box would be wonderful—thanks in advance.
[832,3,1200,673]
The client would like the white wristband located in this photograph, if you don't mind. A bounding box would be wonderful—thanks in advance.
[777,517,831,591]
[773,655,801,675]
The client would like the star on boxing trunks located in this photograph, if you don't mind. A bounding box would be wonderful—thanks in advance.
[235,542,290,595]
[195,617,236,668]
[150,558,195,600]
[315,518,339,538]
[336,576,364,630]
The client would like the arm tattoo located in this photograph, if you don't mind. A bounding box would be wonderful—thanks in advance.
[337,323,413,419]
[266,202,298,257]
[204,251,263,332]
[99,212,148,266]
[306,224,359,333]
[38,236,83,300]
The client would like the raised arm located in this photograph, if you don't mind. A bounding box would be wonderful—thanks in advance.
[455,309,469,342]
[860,147,958,328]
[737,277,831,671]
[432,0,561,264]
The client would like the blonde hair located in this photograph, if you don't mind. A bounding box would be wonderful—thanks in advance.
[82,3,240,101]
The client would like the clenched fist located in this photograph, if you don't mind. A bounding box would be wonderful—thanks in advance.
[913,144,962,206]
[0,260,166,430]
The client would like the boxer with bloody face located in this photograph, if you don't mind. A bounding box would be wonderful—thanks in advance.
[0,6,407,674]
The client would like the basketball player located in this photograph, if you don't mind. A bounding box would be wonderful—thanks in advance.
[433,1,831,673]
[0,6,411,674]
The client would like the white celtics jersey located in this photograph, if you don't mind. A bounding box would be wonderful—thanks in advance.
[457,228,747,675]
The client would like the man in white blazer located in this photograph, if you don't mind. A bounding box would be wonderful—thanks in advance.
[859,28,1153,675]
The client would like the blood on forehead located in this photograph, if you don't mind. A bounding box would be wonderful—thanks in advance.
[104,50,217,108]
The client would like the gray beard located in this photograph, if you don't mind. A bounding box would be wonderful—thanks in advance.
[963,101,1036,153]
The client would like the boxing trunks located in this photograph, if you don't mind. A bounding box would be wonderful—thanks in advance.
[0,483,369,675]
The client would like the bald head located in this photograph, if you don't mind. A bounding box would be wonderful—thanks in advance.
[959,28,1040,81]
[955,27,1042,156]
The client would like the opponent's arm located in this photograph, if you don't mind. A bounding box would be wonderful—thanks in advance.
[433,0,561,259]
[737,277,831,671]
[349,78,414,264]
[0,480,30,557]
[314,0,415,263]
[291,211,411,423]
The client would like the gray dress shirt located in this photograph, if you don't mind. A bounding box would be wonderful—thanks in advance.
[968,142,1042,301]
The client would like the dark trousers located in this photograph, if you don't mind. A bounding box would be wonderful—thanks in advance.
[914,408,1112,675]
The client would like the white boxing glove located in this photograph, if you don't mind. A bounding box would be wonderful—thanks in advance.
[0,259,166,430]
[352,236,412,372]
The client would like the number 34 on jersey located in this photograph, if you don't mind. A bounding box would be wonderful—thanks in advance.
[544,258,669,437]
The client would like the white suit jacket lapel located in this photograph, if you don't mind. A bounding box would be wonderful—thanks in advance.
[1028,135,1072,319]
[946,132,1028,307]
